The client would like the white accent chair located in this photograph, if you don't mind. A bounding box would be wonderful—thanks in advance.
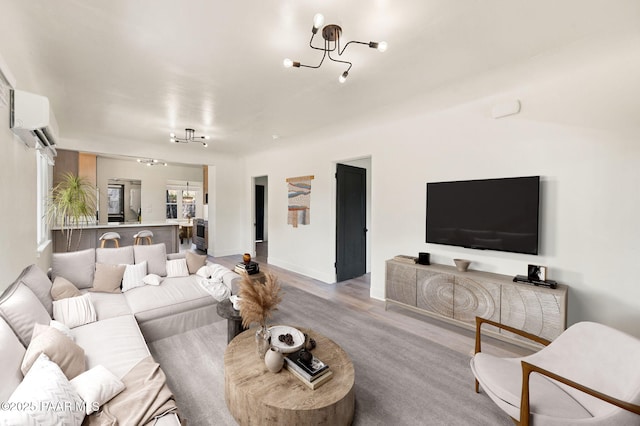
[471,317,640,425]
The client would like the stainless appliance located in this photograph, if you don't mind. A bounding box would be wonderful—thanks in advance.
[194,218,208,252]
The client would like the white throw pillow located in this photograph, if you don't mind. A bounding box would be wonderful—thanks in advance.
[5,353,84,426]
[50,320,75,341]
[142,274,163,286]
[122,261,147,292]
[53,293,97,328]
[166,258,189,278]
[70,365,125,415]
[196,265,210,278]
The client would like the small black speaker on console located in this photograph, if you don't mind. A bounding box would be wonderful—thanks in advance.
[418,252,430,265]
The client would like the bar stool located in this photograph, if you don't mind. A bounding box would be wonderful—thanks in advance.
[134,230,154,245]
[99,232,121,248]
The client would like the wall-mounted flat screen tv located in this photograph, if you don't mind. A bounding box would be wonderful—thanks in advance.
[426,176,540,255]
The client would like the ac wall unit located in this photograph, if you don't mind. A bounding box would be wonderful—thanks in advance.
[9,89,58,157]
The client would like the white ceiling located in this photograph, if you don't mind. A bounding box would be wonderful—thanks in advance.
[1,1,639,164]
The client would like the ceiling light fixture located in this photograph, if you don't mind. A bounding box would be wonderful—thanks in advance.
[169,128,210,147]
[137,158,167,166]
[283,13,387,83]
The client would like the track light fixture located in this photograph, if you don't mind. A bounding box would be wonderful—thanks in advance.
[170,128,210,147]
[137,158,167,166]
[283,13,387,83]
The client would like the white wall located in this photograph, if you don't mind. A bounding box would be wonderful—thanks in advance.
[0,83,51,291]
[97,157,203,224]
[243,44,640,338]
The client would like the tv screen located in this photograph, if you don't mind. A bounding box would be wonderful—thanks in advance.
[426,176,540,255]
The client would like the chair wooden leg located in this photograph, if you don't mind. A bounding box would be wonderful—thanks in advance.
[100,240,106,248]
[475,379,479,393]
[115,240,119,248]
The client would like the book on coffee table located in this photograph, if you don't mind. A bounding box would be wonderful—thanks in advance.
[284,349,329,382]
[286,365,333,390]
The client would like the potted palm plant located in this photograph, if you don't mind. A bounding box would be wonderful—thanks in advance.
[47,172,97,251]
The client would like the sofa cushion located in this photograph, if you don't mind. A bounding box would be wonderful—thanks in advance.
[122,261,147,292]
[124,275,216,324]
[5,353,85,426]
[73,315,150,379]
[17,264,54,316]
[166,258,189,277]
[52,276,82,300]
[85,291,132,320]
[0,281,51,347]
[53,293,97,328]
[186,251,207,274]
[134,243,167,276]
[22,326,86,380]
[96,245,134,265]
[0,317,26,402]
[91,263,126,293]
[71,365,125,415]
[52,248,96,289]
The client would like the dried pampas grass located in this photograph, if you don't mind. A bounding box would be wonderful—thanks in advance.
[238,273,283,329]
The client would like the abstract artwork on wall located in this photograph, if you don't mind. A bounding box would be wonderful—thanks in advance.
[286,175,314,227]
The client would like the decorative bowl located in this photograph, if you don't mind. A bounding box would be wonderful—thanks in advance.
[268,325,305,353]
[453,258,471,272]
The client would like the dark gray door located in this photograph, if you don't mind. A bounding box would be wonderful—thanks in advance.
[336,164,367,282]
[255,185,265,241]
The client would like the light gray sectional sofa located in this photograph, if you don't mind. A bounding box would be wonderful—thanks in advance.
[0,243,239,425]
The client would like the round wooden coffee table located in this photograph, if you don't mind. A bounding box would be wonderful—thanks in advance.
[224,327,355,425]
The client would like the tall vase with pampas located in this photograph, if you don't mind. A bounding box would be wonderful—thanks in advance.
[238,273,282,359]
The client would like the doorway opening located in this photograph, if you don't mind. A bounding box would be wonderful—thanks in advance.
[254,176,268,262]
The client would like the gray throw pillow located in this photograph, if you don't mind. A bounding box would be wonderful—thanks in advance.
[133,243,167,276]
[0,282,51,347]
[52,248,96,290]
[96,246,134,265]
[17,265,54,316]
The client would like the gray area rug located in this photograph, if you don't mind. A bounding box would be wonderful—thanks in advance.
[148,284,511,425]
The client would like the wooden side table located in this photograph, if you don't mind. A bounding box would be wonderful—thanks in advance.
[216,299,246,343]
[224,327,355,425]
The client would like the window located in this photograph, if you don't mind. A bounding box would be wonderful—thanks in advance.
[166,189,178,219]
[166,183,200,220]
[36,149,52,249]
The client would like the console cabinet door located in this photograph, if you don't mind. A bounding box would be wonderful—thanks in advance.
[385,262,416,306]
[453,276,501,326]
[500,285,566,342]
[417,270,454,318]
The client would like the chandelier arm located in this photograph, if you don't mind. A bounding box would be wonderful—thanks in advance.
[327,47,353,72]
[309,34,337,53]
[338,40,369,56]
[299,40,328,69]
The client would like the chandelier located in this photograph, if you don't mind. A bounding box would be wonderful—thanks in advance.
[170,128,210,147]
[137,158,167,166]
[183,181,194,203]
[283,13,387,83]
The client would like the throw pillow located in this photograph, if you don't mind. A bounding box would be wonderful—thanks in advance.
[196,265,210,278]
[51,248,96,289]
[90,263,126,293]
[133,243,167,276]
[6,354,84,426]
[31,321,75,342]
[186,251,207,274]
[122,261,147,292]
[53,293,97,328]
[96,245,134,265]
[70,365,125,415]
[0,281,51,347]
[51,276,82,300]
[142,273,163,286]
[166,258,189,278]
[17,264,54,316]
[21,327,86,380]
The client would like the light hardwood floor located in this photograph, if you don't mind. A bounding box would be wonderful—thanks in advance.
[211,243,533,359]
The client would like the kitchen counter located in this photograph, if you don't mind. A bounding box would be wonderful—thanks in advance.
[52,222,180,253]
